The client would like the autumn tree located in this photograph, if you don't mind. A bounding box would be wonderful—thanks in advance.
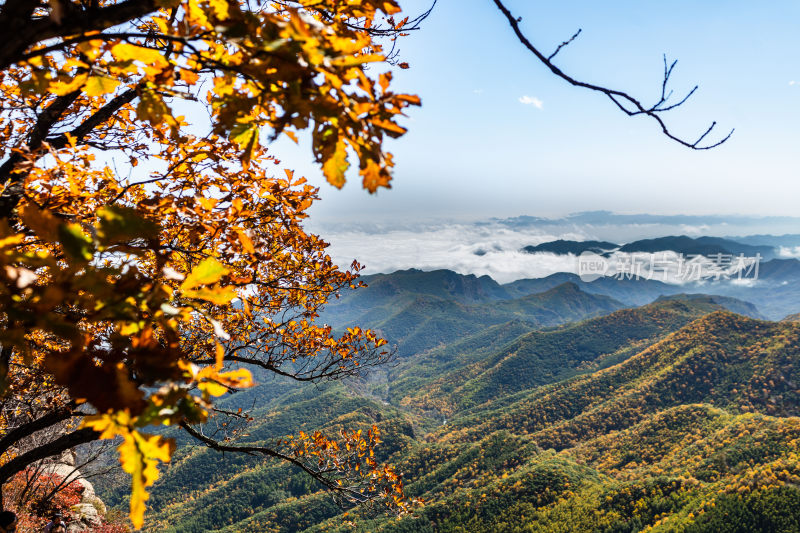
[0,0,429,527]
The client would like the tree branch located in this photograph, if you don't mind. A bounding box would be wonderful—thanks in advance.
[492,0,733,150]
[0,405,79,456]
[0,427,100,486]
[0,86,140,220]
[0,90,82,184]
[191,353,368,382]
[0,0,159,70]
[179,421,369,502]
[548,28,581,61]
[48,86,140,149]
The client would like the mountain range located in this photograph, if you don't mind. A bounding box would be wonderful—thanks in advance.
[329,258,800,320]
[92,266,800,532]
[520,235,776,259]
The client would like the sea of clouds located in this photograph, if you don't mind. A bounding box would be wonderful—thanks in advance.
[307,213,800,284]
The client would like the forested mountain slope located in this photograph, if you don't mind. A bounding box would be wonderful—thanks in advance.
[329,261,800,319]
[323,281,625,357]
[312,313,800,533]
[390,298,758,416]
[92,271,800,533]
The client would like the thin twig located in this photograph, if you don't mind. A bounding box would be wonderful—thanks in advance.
[548,28,581,61]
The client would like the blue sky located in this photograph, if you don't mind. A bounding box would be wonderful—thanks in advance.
[274,0,800,224]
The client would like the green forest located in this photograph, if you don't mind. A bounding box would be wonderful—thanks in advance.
[89,271,800,533]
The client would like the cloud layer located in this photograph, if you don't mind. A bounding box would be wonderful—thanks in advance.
[308,214,800,284]
[321,224,576,283]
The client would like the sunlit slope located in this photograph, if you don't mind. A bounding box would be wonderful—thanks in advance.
[310,313,800,532]
[134,305,800,532]
[452,312,800,444]
[322,406,800,533]
[394,298,745,416]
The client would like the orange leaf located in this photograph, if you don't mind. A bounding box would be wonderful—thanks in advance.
[322,138,349,189]
[371,118,406,137]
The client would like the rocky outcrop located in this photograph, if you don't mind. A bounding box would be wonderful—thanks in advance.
[41,460,106,532]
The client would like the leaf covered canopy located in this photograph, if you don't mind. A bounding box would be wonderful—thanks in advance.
[0,0,420,526]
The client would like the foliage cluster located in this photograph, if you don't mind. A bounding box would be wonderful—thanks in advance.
[0,0,425,525]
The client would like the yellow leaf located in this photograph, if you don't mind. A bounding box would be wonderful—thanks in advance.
[322,138,349,189]
[47,74,88,96]
[382,2,401,15]
[396,93,421,105]
[379,72,392,92]
[230,122,260,168]
[119,322,143,336]
[82,413,121,439]
[196,197,217,210]
[120,431,174,528]
[218,368,253,388]
[83,75,121,97]
[182,286,236,305]
[208,0,229,19]
[180,69,199,85]
[82,415,173,529]
[215,342,225,369]
[0,234,25,249]
[76,39,105,61]
[180,257,229,291]
[329,53,384,67]
[361,159,391,192]
[186,0,212,29]
[198,380,228,396]
[111,43,169,69]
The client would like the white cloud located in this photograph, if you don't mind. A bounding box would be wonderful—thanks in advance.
[307,216,793,285]
[317,222,581,283]
[790,80,798,86]
[678,224,711,235]
[317,225,750,285]
[518,95,544,109]
[779,246,800,258]
[473,88,484,94]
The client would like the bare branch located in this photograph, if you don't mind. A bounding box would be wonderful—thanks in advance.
[492,0,734,150]
[192,344,393,383]
[0,428,100,486]
[548,28,581,61]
